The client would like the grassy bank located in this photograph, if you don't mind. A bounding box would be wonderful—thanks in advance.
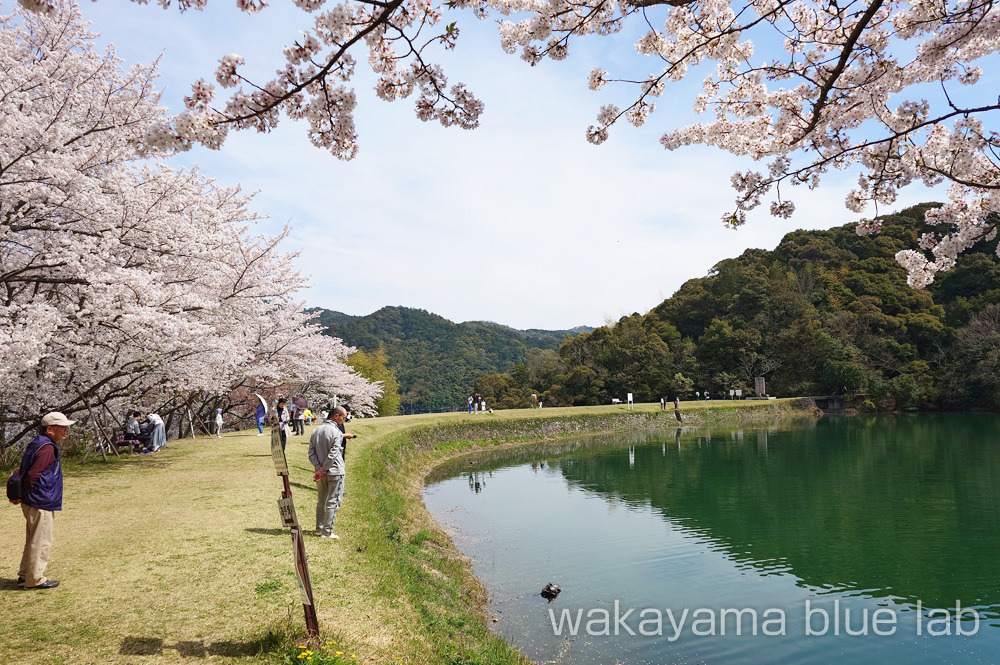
[1,399,812,665]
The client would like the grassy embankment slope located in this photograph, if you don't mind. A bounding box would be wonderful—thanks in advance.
[0,400,811,665]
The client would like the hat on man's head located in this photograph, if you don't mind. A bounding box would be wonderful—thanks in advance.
[41,412,76,427]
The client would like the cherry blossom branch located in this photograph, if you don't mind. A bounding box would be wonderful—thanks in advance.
[792,0,887,144]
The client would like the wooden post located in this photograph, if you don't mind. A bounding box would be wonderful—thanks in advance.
[86,406,107,462]
[271,425,319,638]
[186,407,198,440]
[283,473,320,637]
[99,401,130,455]
[81,395,118,460]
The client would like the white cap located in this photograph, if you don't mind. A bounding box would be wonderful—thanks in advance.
[41,412,76,427]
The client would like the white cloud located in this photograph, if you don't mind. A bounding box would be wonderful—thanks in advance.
[78,2,947,330]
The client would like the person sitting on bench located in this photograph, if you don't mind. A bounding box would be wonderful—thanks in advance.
[123,411,150,450]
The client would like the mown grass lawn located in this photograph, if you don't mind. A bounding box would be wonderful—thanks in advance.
[1,400,798,665]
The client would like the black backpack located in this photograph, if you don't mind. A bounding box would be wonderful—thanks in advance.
[6,469,22,502]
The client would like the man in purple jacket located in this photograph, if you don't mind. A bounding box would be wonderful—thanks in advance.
[11,412,74,590]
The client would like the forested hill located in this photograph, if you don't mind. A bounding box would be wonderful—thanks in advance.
[471,204,1000,411]
[311,306,592,413]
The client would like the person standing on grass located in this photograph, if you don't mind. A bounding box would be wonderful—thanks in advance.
[215,408,223,438]
[336,406,357,461]
[11,412,74,590]
[275,398,291,451]
[308,407,347,540]
[146,413,166,452]
[292,399,306,435]
[334,405,358,499]
[255,400,266,436]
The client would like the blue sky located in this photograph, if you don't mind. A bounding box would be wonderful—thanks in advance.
[75,1,945,330]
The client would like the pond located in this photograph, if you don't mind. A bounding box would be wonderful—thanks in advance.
[422,414,1000,665]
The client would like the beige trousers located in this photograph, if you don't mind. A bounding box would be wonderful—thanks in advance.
[19,504,54,587]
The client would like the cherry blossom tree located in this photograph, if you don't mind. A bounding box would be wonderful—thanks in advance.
[22,0,999,287]
[0,5,380,449]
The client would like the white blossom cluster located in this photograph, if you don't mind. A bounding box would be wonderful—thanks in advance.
[562,0,1000,286]
[111,0,486,158]
[0,6,380,447]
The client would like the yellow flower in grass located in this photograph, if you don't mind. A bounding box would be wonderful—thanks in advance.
[336,651,344,656]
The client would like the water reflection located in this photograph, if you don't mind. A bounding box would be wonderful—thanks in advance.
[467,471,490,493]
[424,414,1000,665]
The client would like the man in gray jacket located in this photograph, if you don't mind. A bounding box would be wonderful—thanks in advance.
[308,407,346,539]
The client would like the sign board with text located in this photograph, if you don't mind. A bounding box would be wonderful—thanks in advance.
[271,425,288,476]
[278,496,299,528]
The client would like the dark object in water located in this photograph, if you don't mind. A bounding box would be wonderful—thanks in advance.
[540,583,561,600]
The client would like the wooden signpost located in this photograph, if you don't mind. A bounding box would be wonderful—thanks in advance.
[270,425,319,637]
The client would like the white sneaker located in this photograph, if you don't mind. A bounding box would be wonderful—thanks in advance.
[328,533,339,540]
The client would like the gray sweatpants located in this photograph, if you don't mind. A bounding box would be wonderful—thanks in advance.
[315,473,344,536]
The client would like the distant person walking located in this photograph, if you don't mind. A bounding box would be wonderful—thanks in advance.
[292,399,306,435]
[309,407,347,539]
[13,412,74,590]
[468,396,474,414]
[660,397,666,410]
[255,399,267,436]
[215,409,223,438]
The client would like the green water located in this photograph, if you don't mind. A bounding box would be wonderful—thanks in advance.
[423,414,1000,665]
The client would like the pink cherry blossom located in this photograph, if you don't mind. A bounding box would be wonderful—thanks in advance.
[0,5,380,447]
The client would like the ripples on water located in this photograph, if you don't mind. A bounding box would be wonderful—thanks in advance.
[423,414,1000,664]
